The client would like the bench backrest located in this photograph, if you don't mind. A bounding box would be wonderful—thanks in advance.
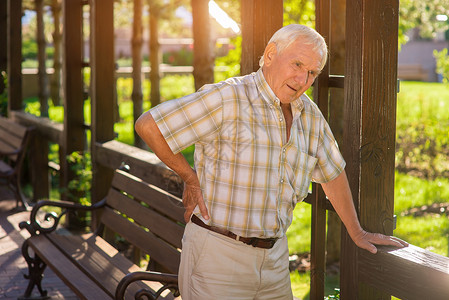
[101,169,185,274]
[0,116,31,165]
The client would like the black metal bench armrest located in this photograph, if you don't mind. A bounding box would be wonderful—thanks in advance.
[115,271,179,300]
[19,198,107,236]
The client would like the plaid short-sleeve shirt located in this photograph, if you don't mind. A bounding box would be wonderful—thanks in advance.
[150,69,345,238]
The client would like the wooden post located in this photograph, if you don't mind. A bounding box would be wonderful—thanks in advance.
[90,0,115,225]
[7,0,22,112]
[311,1,331,298]
[240,0,283,75]
[61,0,85,202]
[326,0,346,265]
[341,0,399,299]
[0,0,6,95]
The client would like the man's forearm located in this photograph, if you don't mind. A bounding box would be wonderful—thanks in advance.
[320,170,364,239]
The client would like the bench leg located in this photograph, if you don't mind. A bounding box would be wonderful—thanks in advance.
[19,239,50,300]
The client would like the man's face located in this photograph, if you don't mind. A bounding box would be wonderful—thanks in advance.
[262,38,322,104]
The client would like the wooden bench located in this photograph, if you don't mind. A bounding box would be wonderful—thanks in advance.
[397,64,429,81]
[19,168,185,299]
[0,116,34,209]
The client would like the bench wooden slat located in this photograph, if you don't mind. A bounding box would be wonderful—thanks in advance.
[111,170,185,223]
[76,233,176,299]
[47,233,176,300]
[101,207,181,274]
[0,117,28,159]
[106,188,184,249]
[27,235,112,300]
[0,116,28,136]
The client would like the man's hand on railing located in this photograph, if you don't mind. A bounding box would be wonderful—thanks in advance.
[352,230,409,254]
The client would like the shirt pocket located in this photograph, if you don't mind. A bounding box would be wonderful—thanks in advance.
[285,148,318,202]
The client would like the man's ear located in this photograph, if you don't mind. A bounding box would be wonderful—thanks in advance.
[263,42,277,66]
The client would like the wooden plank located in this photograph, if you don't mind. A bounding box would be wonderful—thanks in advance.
[0,116,28,136]
[241,0,283,74]
[111,169,185,223]
[95,140,184,198]
[10,110,63,143]
[106,188,184,249]
[359,245,449,300]
[342,0,399,299]
[27,235,111,300]
[341,0,363,297]
[101,207,181,274]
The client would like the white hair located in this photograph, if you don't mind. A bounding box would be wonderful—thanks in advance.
[259,24,328,70]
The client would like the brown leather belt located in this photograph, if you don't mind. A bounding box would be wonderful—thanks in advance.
[191,214,278,249]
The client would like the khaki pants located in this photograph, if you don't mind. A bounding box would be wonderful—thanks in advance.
[179,222,293,300]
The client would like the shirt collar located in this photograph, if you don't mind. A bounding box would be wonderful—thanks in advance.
[254,68,304,112]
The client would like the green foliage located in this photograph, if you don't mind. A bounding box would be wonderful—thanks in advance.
[394,214,449,256]
[399,0,449,45]
[434,48,449,83]
[0,71,8,117]
[215,36,241,80]
[325,288,340,300]
[287,203,312,253]
[160,74,195,101]
[162,46,193,66]
[395,81,449,179]
[283,0,315,27]
[395,172,449,213]
[66,151,92,206]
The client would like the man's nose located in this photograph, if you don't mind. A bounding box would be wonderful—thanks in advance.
[295,70,309,85]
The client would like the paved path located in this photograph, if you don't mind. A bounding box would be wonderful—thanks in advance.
[0,189,78,299]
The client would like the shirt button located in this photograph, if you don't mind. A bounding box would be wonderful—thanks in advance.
[279,118,283,122]
[270,104,274,109]
[283,148,286,153]
[280,179,284,183]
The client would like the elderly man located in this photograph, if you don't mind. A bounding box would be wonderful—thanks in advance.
[135,24,407,300]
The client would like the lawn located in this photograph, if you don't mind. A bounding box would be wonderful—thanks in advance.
[23,78,449,299]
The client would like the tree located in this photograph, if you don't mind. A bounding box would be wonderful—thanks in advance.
[399,0,449,45]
